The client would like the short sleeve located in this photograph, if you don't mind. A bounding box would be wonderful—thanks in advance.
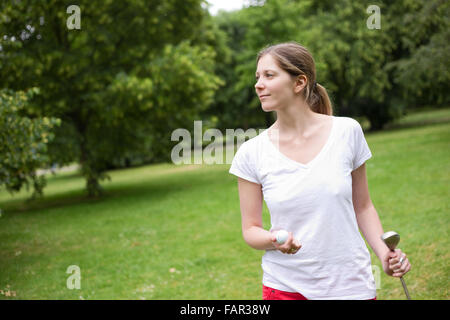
[229,141,261,184]
[351,120,372,171]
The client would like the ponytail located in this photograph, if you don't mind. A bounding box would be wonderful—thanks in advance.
[308,82,333,116]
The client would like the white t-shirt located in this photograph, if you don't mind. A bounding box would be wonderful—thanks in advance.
[229,116,376,300]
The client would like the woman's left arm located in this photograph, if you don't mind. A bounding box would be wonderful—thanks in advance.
[352,163,411,277]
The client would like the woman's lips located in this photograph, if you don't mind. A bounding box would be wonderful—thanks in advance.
[259,95,270,99]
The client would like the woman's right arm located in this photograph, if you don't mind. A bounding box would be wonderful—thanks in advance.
[237,177,302,254]
[237,177,276,250]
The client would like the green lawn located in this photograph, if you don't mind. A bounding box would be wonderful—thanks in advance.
[0,108,449,300]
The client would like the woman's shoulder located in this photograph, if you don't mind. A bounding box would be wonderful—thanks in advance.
[234,129,266,154]
[333,115,363,132]
[333,115,359,125]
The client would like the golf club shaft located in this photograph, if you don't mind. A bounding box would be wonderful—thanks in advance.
[389,248,411,300]
[400,276,411,300]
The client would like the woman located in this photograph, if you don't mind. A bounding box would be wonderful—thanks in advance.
[229,42,411,300]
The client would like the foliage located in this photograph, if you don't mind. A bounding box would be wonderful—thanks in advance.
[210,0,449,131]
[0,0,221,197]
[385,0,450,108]
[0,88,60,198]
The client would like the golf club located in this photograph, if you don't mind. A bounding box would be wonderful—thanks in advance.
[381,231,411,300]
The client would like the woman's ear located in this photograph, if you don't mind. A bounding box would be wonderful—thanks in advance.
[293,74,307,94]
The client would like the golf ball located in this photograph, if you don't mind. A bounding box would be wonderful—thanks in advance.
[276,230,289,244]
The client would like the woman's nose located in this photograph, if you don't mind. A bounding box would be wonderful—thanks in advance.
[255,79,264,89]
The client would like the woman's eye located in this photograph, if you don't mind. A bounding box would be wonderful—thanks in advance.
[255,74,273,81]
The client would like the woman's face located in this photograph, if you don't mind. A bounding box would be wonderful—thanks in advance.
[255,54,301,112]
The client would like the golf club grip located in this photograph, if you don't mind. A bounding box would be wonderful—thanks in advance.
[400,277,411,300]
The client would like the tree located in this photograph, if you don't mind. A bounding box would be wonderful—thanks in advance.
[204,10,253,131]
[209,0,449,131]
[0,0,221,197]
[297,0,401,130]
[385,0,450,109]
[0,88,60,198]
[209,0,396,130]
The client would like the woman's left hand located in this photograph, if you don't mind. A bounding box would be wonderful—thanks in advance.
[382,248,411,277]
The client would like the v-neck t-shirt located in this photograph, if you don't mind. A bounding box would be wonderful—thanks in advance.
[229,116,376,300]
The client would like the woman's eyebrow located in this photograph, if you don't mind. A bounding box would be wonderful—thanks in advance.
[255,69,276,75]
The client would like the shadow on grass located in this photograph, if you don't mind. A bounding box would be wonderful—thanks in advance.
[382,117,450,133]
[1,168,227,215]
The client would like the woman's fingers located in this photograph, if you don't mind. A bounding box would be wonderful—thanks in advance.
[282,233,301,254]
[290,239,302,254]
[271,231,302,254]
[389,249,402,266]
[388,249,411,277]
[278,232,292,253]
[393,259,411,277]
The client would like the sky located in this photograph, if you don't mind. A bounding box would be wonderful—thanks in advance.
[205,0,247,15]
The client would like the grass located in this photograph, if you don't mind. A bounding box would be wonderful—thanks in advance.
[0,108,449,300]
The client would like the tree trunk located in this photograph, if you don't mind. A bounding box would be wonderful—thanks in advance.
[79,136,103,198]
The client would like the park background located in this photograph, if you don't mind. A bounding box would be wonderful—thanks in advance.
[0,0,448,299]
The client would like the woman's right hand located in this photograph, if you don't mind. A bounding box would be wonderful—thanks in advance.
[270,231,302,254]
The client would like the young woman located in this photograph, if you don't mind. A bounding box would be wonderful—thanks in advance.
[229,42,411,300]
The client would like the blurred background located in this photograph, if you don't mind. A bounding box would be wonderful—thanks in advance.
[0,0,448,300]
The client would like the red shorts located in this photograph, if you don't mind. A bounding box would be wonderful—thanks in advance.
[262,285,376,300]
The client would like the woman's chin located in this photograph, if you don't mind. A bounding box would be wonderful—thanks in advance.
[261,104,277,112]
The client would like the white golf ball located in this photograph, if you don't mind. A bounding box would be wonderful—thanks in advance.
[276,230,289,244]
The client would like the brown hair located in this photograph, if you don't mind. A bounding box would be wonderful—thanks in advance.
[256,41,333,116]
